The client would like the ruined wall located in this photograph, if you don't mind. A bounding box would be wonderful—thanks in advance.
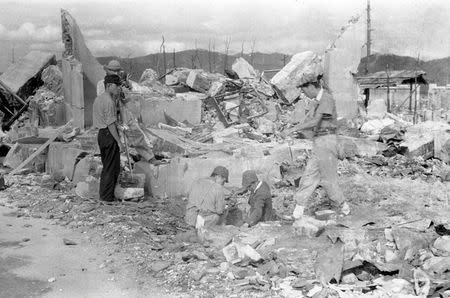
[324,16,364,119]
[61,9,105,128]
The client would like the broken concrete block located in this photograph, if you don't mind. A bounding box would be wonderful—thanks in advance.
[45,142,85,179]
[222,241,262,264]
[72,155,102,184]
[165,74,178,86]
[401,121,450,159]
[138,70,175,97]
[337,136,387,158]
[139,68,158,83]
[0,51,56,98]
[186,70,212,93]
[270,51,323,103]
[74,176,99,199]
[140,93,203,126]
[423,256,450,275]
[3,139,48,172]
[433,236,450,254]
[367,98,387,119]
[360,118,395,135]
[292,216,329,238]
[170,68,192,85]
[391,227,432,259]
[114,185,144,200]
[400,137,434,159]
[231,57,258,79]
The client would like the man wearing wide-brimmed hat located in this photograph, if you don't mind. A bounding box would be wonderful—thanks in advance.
[185,166,230,228]
[96,60,131,96]
[284,75,349,218]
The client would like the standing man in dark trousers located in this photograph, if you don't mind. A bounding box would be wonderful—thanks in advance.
[93,74,124,202]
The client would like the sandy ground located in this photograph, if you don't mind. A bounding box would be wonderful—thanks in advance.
[0,203,173,298]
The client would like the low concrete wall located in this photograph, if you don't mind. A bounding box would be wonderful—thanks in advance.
[134,137,386,199]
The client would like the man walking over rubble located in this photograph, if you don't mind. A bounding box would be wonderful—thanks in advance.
[185,166,229,228]
[236,170,274,226]
[93,74,125,202]
[284,76,349,218]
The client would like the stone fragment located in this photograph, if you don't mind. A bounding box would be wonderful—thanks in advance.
[149,261,171,272]
[74,176,100,199]
[63,238,77,245]
[270,51,323,103]
[434,236,450,254]
[341,273,358,284]
[186,71,212,93]
[114,186,144,200]
[423,257,450,274]
[231,57,258,79]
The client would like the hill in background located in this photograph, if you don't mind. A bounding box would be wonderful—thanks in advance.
[358,54,450,86]
[97,49,290,81]
[97,50,450,86]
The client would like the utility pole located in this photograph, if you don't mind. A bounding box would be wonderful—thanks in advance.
[364,0,372,108]
[12,45,15,64]
[386,64,390,113]
[365,0,371,74]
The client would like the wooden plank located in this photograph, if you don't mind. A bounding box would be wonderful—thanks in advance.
[7,120,72,178]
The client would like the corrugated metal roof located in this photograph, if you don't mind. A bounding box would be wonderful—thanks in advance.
[356,70,427,88]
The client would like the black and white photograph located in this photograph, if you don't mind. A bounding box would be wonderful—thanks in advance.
[0,0,449,297]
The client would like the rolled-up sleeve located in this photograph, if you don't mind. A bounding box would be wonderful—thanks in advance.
[102,99,117,126]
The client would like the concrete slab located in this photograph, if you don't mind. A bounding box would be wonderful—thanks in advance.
[45,142,86,179]
[140,93,203,126]
[0,51,56,96]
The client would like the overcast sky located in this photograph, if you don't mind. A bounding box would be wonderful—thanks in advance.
[0,0,449,71]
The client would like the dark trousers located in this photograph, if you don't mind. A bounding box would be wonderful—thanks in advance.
[97,128,120,201]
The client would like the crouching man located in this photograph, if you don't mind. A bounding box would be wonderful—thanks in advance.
[237,170,274,227]
[185,166,229,228]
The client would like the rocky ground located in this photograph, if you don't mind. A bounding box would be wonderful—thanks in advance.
[1,155,450,297]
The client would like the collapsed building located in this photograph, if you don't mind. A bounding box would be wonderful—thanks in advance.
[0,9,449,298]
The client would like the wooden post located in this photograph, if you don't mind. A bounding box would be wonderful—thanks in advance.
[409,83,413,112]
[414,74,418,124]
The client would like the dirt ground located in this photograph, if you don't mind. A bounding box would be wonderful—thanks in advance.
[0,202,174,298]
[0,156,449,297]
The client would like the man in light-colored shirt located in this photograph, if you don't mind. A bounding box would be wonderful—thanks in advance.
[185,166,229,228]
[284,76,349,217]
[93,74,125,202]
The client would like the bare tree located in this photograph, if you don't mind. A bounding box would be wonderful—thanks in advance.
[223,37,232,73]
[282,54,288,66]
[250,39,256,65]
[240,41,245,57]
[194,39,202,69]
[208,38,212,72]
[160,35,167,76]
[172,48,176,68]
[212,38,216,72]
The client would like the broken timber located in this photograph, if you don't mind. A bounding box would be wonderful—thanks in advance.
[7,120,73,178]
